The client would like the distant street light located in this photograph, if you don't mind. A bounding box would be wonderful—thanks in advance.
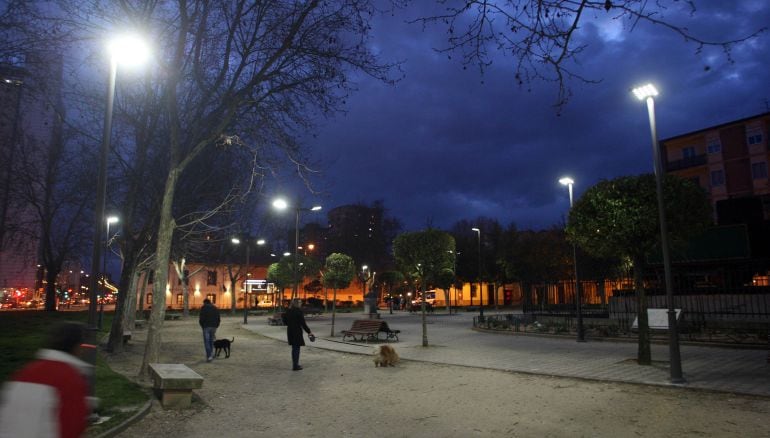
[88,34,149,331]
[559,177,585,342]
[231,237,266,324]
[272,198,322,303]
[632,83,684,383]
[471,227,483,318]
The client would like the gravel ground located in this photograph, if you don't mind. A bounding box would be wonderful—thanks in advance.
[106,316,770,438]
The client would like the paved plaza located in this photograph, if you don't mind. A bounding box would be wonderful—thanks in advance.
[245,310,770,397]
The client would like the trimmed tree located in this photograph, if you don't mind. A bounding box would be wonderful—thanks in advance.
[393,229,455,347]
[323,253,355,337]
[566,174,711,365]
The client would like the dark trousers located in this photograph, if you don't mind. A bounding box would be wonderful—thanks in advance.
[291,345,300,368]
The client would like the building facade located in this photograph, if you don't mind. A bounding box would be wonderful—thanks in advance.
[660,111,770,224]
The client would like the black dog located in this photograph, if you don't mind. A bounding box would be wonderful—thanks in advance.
[213,337,234,358]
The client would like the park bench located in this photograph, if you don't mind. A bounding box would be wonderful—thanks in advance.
[134,319,146,329]
[122,331,132,344]
[268,313,285,326]
[342,319,400,343]
[148,363,204,409]
[165,313,182,321]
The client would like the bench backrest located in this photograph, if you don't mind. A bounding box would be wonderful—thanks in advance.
[350,319,384,331]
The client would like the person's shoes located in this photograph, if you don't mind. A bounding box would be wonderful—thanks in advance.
[292,365,303,371]
[207,356,214,362]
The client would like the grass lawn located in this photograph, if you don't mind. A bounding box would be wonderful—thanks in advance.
[0,310,150,435]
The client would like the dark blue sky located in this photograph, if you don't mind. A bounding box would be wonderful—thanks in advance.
[302,2,770,231]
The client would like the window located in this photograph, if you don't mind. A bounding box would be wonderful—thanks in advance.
[207,270,217,286]
[710,170,725,187]
[146,293,153,304]
[747,128,763,145]
[707,142,721,154]
[682,146,697,159]
[206,293,216,304]
[147,270,154,284]
[176,293,184,306]
[752,162,768,179]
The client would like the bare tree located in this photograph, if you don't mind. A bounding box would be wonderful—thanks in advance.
[410,0,766,108]
[70,1,394,376]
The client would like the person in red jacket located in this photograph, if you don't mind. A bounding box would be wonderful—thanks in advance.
[0,322,93,438]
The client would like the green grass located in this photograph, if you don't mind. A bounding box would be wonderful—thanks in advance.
[0,310,150,434]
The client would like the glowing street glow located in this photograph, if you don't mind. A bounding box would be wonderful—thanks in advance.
[108,34,150,67]
[559,177,574,186]
[632,84,658,100]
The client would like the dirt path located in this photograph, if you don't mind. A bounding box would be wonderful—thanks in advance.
[107,316,770,438]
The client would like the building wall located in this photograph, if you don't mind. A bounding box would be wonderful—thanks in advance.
[661,112,770,222]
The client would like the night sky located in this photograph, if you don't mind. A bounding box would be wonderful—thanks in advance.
[298,2,770,231]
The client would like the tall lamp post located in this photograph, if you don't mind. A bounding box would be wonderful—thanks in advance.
[632,83,684,383]
[231,237,265,324]
[99,216,119,329]
[471,227,483,318]
[559,177,585,342]
[273,198,321,302]
[87,35,149,332]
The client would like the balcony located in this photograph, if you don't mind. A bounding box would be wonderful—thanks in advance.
[666,153,707,171]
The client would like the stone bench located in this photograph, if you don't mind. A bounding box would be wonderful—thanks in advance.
[134,319,146,329]
[148,363,204,409]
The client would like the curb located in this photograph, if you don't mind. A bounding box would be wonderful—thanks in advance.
[93,398,153,438]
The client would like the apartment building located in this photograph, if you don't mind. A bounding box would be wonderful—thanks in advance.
[660,111,770,224]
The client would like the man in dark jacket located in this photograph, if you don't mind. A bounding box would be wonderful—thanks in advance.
[199,298,220,362]
[282,299,314,371]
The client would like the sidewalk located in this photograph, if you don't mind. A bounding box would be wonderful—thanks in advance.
[244,310,770,397]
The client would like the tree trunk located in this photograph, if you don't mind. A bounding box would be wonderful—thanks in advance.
[140,168,179,377]
[138,270,149,318]
[230,278,237,314]
[444,288,450,314]
[633,257,651,365]
[44,268,58,311]
[123,269,139,331]
[106,249,134,353]
[330,288,337,337]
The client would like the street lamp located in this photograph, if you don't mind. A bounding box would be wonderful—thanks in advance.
[272,198,322,303]
[232,237,266,324]
[87,34,149,332]
[632,83,684,383]
[98,215,119,329]
[471,227,483,318]
[559,177,586,342]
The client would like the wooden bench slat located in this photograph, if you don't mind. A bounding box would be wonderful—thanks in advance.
[341,320,399,342]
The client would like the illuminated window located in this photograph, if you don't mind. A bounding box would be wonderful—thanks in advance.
[176,294,184,306]
[146,293,153,304]
[206,293,216,304]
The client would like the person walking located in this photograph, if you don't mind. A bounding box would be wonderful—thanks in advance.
[199,298,220,362]
[0,322,93,438]
[282,299,314,371]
